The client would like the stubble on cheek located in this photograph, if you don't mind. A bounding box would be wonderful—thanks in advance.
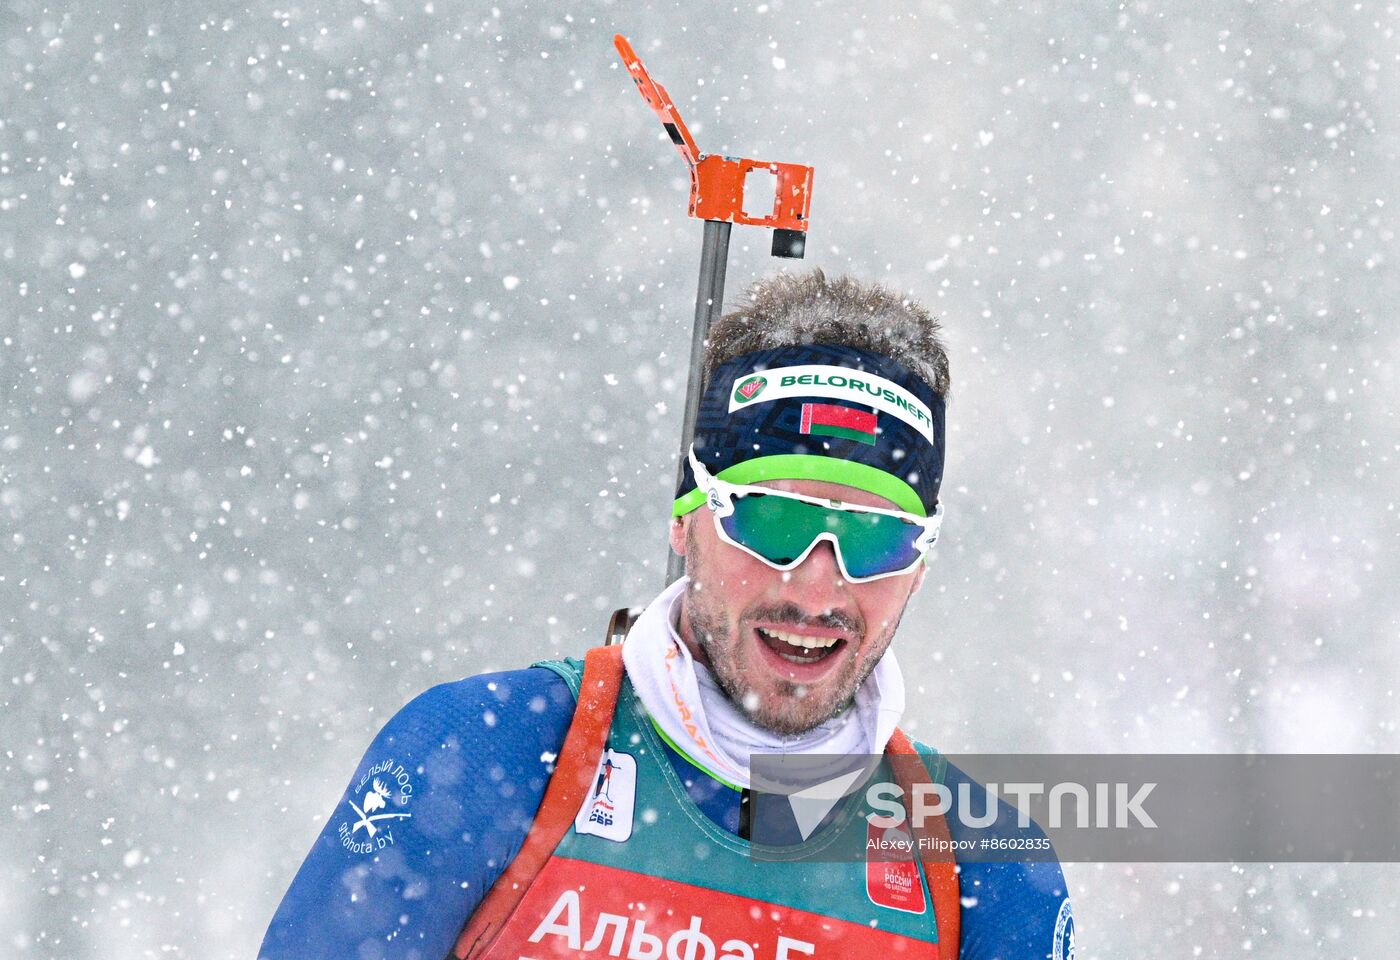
[683,519,764,715]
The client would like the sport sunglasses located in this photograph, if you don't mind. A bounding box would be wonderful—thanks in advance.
[687,447,943,583]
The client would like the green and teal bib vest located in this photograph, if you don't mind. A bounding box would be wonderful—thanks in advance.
[477,658,947,959]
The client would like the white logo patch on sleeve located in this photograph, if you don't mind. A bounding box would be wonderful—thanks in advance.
[336,757,415,856]
[727,364,935,442]
[1053,897,1075,960]
[574,749,637,842]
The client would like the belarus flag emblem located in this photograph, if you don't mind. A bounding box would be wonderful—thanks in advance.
[800,402,878,445]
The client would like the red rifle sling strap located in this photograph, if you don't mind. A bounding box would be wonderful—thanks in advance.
[452,644,625,959]
[887,727,962,959]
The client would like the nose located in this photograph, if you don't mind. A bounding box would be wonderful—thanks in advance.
[784,536,851,607]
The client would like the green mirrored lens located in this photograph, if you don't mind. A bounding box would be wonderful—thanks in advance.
[832,510,923,578]
[721,492,924,578]
[719,493,822,566]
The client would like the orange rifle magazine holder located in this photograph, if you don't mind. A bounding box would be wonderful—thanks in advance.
[614,34,814,259]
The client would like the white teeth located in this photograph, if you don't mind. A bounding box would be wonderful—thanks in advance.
[760,628,839,650]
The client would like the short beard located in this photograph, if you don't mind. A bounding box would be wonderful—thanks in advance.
[682,522,903,737]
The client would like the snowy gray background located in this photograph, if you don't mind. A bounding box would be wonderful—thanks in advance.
[3,1,1397,957]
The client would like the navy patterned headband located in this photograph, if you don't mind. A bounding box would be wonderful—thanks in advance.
[674,343,946,517]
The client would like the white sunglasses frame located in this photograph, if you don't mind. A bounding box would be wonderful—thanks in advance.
[687,447,944,583]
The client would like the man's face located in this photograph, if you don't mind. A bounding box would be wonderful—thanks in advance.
[670,478,926,736]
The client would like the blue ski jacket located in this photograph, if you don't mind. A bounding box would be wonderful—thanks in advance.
[260,667,1074,960]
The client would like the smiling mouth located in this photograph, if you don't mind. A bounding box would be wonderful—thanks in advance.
[756,627,847,665]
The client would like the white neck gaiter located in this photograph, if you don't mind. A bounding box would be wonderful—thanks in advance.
[622,577,906,790]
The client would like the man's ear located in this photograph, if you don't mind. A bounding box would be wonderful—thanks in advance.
[908,563,928,597]
[669,515,688,557]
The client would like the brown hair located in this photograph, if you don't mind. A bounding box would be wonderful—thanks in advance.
[703,269,951,397]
